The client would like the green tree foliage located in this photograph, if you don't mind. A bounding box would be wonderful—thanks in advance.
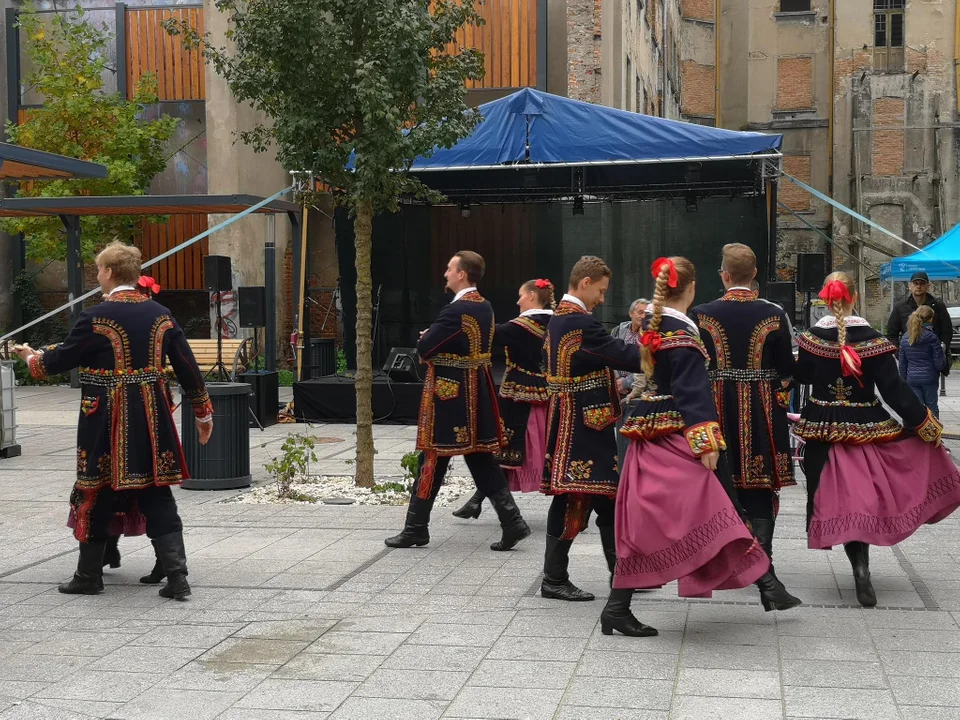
[167,0,484,486]
[1,4,179,262]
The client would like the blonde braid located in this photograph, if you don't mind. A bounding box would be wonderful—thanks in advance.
[547,284,557,310]
[639,264,672,378]
[831,298,847,349]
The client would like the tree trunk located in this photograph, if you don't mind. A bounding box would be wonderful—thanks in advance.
[353,199,375,488]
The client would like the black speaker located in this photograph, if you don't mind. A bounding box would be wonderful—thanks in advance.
[766,281,797,323]
[204,255,232,293]
[237,286,266,328]
[796,253,826,293]
[382,347,422,383]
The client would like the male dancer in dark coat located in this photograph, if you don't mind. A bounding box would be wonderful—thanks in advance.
[385,251,531,551]
[693,243,802,611]
[540,255,643,601]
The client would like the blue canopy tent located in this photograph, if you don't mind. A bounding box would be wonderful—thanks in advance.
[880,222,960,282]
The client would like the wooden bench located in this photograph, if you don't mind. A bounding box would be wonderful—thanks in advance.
[184,339,245,375]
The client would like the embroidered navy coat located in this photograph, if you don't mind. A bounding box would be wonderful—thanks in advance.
[493,312,551,467]
[27,291,212,538]
[620,314,726,457]
[693,288,796,491]
[415,290,505,456]
[794,318,941,445]
[542,300,641,497]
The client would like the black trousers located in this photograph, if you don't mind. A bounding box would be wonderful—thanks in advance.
[85,485,183,543]
[412,452,508,502]
[546,493,615,540]
[738,489,776,522]
[799,440,830,532]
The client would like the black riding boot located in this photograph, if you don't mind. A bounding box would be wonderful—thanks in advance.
[139,541,165,584]
[752,518,802,612]
[540,535,595,601]
[385,494,435,548]
[845,541,877,607]
[600,588,658,637]
[487,488,531,551]
[102,535,121,569]
[59,541,106,595]
[598,524,618,587]
[155,531,191,600]
[452,490,484,520]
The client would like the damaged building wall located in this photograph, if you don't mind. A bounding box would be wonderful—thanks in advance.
[833,0,959,324]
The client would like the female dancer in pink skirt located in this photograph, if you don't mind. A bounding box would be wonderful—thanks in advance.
[608,257,770,634]
[795,272,960,607]
[452,279,554,518]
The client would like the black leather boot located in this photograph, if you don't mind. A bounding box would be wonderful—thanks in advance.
[598,524,618,588]
[752,518,802,612]
[600,588,658,637]
[452,490,484,519]
[384,495,434,548]
[102,535,121,569]
[155,531,191,600]
[845,541,877,607]
[139,541,165,584]
[487,488,531,551]
[59,541,106,595]
[541,535,595,601]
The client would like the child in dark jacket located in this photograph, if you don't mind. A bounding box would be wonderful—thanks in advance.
[900,305,947,418]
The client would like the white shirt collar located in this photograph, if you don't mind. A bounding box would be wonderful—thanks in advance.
[561,294,587,311]
[452,287,477,302]
[728,286,754,293]
[815,314,871,329]
[107,284,136,296]
[644,304,700,335]
[519,308,554,317]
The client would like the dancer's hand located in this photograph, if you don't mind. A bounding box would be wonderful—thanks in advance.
[196,417,214,445]
[12,344,35,362]
[700,451,719,471]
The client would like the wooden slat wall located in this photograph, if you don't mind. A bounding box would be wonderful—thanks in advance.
[136,214,209,290]
[126,7,205,100]
[448,0,538,89]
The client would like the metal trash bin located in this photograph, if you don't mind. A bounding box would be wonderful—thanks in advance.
[309,338,336,378]
[181,381,252,490]
[0,361,21,459]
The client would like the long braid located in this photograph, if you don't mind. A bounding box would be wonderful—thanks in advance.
[546,284,557,310]
[640,264,671,378]
[832,298,847,350]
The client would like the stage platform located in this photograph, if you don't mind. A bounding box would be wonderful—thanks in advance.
[293,368,505,425]
[293,375,423,424]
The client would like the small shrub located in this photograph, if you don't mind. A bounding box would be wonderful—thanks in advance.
[264,433,317,499]
[336,349,347,374]
[277,369,294,386]
[372,481,408,494]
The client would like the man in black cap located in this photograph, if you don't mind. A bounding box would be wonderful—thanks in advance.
[886,272,954,361]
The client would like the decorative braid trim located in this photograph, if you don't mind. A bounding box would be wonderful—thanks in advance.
[797,332,897,359]
[620,411,686,440]
[916,409,944,443]
[28,353,47,380]
[615,506,744,575]
[684,421,726,456]
[793,418,902,444]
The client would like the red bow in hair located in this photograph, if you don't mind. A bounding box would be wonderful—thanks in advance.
[534,279,551,289]
[840,345,864,387]
[650,257,678,288]
[137,275,161,294]
[639,330,661,354]
[818,279,851,305]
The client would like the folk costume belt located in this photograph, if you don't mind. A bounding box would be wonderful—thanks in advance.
[79,366,168,387]
[708,369,779,381]
[431,353,491,369]
[547,369,609,393]
[808,396,879,408]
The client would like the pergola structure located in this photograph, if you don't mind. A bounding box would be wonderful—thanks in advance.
[0,142,110,181]
[0,193,302,378]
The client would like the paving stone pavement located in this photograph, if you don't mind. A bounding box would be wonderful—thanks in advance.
[0,383,959,719]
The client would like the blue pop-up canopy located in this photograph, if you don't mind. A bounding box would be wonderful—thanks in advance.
[880,222,960,281]
[408,88,781,171]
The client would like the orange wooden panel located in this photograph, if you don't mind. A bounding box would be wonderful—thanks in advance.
[135,213,208,290]
[447,0,536,89]
[125,7,205,101]
[511,0,520,87]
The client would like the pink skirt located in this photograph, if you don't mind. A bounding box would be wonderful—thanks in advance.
[505,404,548,493]
[614,434,770,598]
[808,435,960,549]
[67,507,147,537]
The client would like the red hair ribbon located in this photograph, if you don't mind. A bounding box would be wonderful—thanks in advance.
[639,330,661,354]
[137,275,161,294]
[650,257,678,288]
[534,279,551,289]
[818,279,851,305]
[840,345,864,387]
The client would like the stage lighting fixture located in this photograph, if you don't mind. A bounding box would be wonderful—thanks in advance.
[460,202,471,219]
[573,196,585,215]
[685,192,698,212]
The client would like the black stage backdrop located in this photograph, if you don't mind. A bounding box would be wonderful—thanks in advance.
[336,198,769,368]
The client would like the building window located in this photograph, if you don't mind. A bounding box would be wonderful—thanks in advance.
[780,0,811,11]
[874,0,905,72]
